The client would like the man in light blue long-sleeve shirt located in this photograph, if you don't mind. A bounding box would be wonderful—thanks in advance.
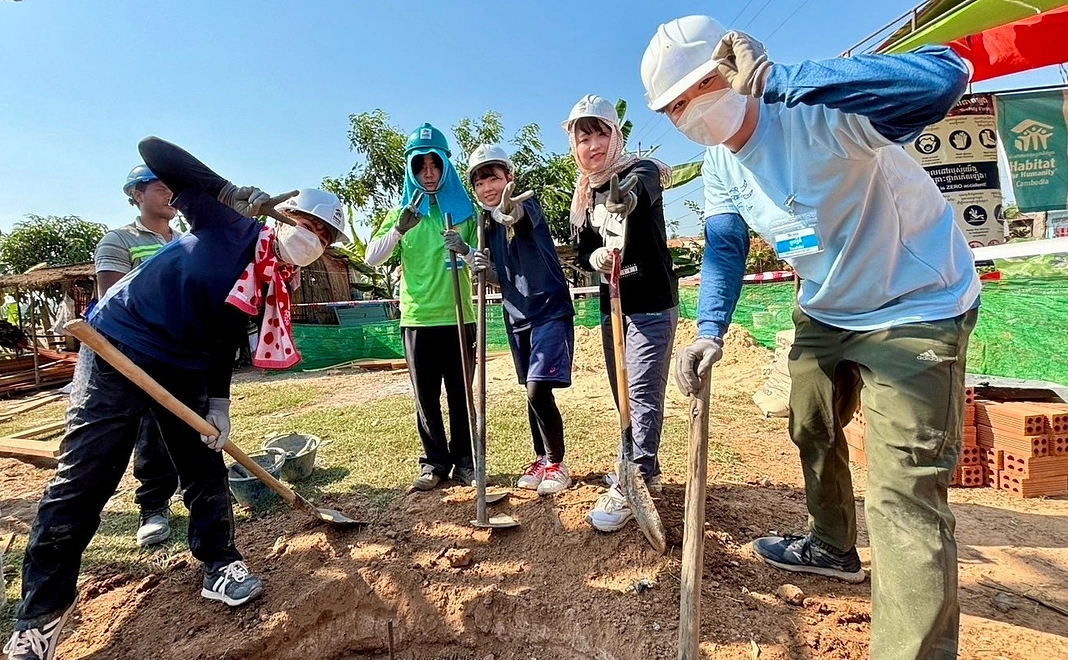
[641,16,979,660]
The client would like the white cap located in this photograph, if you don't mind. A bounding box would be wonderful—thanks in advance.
[641,15,729,111]
[467,144,513,182]
[562,94,619,133]
[277,188,349,244]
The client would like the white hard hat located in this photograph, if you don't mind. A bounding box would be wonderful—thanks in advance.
[641,15,729,111]
[277,188,350,244]
[562,94,619,133]
[467,144,513,183]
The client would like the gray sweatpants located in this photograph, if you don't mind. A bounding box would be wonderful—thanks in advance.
[600,306,678,481]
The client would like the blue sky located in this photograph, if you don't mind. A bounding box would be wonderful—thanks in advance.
[1,0,1063,240]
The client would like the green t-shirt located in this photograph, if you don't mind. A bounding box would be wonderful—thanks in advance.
[373,203,478,327]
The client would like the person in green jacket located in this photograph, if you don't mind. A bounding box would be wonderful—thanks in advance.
[365,123,478,490]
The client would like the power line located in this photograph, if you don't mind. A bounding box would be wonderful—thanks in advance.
[765,0,813,40]
[740,0,775,31]
[726,0,758,27]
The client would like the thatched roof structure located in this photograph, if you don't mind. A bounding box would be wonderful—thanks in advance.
[0,263,96,291]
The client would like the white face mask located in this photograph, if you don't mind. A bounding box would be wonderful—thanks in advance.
[275,223,324,267]
[675,88,747,146]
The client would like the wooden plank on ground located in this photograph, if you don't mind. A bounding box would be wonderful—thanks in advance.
[0,437,61,458]
[7,421,65,440]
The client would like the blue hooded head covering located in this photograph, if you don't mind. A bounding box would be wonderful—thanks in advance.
[400,123,473,225]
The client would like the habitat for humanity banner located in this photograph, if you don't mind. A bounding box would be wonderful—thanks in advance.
[907,93,1005,247]
[996,88,1068,213]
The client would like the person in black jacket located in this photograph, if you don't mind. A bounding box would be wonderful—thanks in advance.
[564,95,677,534]
[4,137,341,660]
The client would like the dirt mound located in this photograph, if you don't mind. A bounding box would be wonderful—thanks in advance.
[53,479,876,660]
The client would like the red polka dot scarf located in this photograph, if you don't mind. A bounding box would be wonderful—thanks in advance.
[226,225,301,369]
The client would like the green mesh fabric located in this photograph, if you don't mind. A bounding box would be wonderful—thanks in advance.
[290,278,1068,386]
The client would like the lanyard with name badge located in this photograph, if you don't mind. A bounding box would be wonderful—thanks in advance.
[767,143,824,260]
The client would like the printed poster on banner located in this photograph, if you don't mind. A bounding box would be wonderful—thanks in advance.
[995,89,1068,214]
[906,93,1005,247]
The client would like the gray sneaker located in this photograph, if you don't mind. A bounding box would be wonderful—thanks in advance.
[752,534,866,583]
[452,464,476,487]
[4,601,76,660]
[201,561,263,607]
[136,508,171,547]
[412,465,441,491]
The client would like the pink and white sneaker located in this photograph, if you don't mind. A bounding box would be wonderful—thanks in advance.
[517,456,547,490]
[537,462,571,495]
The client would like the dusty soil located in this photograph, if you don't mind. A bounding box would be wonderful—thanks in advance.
[2,322,1067,659]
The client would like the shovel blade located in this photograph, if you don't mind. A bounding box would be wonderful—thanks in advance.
[315,508,368,528]
[620,461,666,554]
[471,513,520,529]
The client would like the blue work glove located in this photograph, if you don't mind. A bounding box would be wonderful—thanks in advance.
[200,397,231,451]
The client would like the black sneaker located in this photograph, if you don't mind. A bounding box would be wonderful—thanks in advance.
[201,561,263,607]
[4,601,76,660]
[452,464,476,487]
[752,534,866,583]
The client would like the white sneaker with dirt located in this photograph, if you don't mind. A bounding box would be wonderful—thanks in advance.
[411,465,441,491]
[585,485,632,532]
[516,456,547,490]
[136,508,171,547]
[4,601,76,660]
[646,475,663,494]
[537,462,571,495]
[201,561,264,607]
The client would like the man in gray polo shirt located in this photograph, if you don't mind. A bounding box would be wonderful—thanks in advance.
[93,164,182,546]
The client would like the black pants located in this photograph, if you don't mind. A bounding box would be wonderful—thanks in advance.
[527,382,565,463]
[17,343,241,627]
[132,411,180,514]
[402,324,474,477]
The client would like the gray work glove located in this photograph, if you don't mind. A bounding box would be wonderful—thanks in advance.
[218,185,297,218]
[589,247,614,274]
[712,30,774,98]
[493,182,534,227]
[471,248,493,274]
[442,228,471,256]
[674,337,723,396]
[604,173,638,217]
[200,397,231,452]
[397,191,425,235]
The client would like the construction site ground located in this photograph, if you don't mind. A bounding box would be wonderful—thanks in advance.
[1,321,1067,659]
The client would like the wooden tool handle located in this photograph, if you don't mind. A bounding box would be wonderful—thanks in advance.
[64,319,300,507]
[678,376,712,660]
[608,251,631,425]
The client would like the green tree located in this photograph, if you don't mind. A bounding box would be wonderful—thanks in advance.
[0,214,107,275]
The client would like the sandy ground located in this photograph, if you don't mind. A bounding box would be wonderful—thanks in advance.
[1,321,1066,659]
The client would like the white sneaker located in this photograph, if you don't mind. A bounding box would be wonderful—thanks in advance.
[647,475,663,494]
[517,456,547,490]
[4,600,76,660]
[537,462,571,495]
[586,485,632,532]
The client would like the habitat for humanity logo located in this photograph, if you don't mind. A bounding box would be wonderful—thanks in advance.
[1010,119,1055,151]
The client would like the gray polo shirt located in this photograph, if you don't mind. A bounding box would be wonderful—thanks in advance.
[94,219,181,275]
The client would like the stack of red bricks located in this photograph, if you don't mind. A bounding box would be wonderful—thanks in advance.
[843,388,1068,498]
[975,399,1068,498]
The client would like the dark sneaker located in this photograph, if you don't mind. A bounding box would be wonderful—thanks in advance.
[412,465,442,491]
[136,508,171,547]
[752,534,866,583]
[201,561,263,607]
[4,601,76,660]
[453,464,476,487]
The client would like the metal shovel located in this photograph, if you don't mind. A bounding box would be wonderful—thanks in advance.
[607,252,666,553]
[443,212,517,529]
[65,320,366,528]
